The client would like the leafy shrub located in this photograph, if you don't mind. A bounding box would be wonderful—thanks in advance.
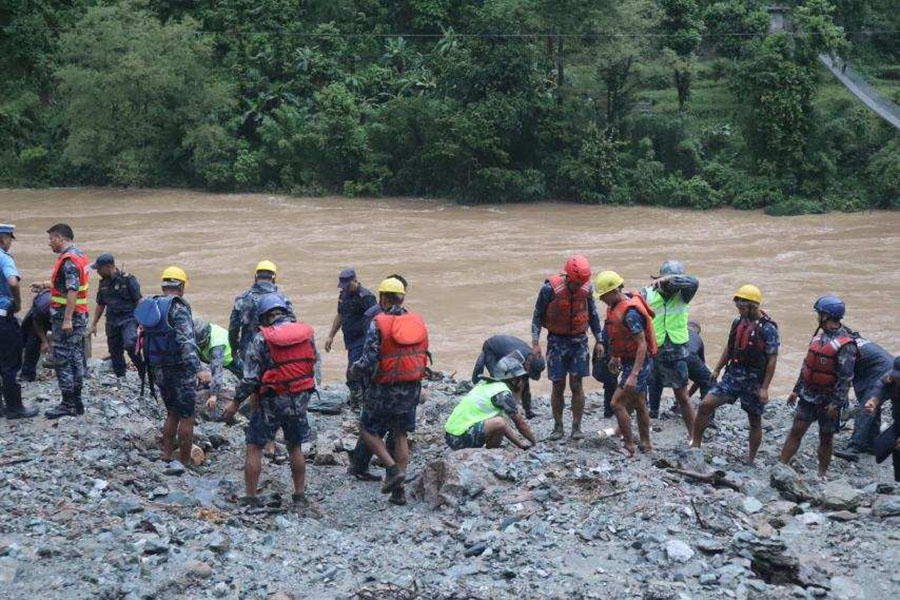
[656,175,724,209]
[469,168,545,204]
[764,196,827,216]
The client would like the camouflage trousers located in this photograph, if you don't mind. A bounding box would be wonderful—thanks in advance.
[51,312,88,394]
[152,364,198,419]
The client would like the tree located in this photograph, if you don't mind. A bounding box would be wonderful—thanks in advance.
[55,2,232,186]
[702,0,769,60]
[659,0,703,112]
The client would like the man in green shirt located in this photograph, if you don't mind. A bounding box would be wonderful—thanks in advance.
[445,352,537,451]
[641,260,699,436]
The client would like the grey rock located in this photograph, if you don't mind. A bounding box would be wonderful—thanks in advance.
[821,481,861,511]
[0,558,19,585]
[699,573,719,586]
[874,496,900,517]
[770,464,817,503]
[207,534,230,554]
[731,531,801,585]
[829,576,863,600]
[186,560,213,579]
[665,540,694,563]
[741,497,764,514]
[163,461,185,476]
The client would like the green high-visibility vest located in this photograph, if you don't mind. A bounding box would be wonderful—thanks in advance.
[645,288,689,346]
[445,380,511,436]
[198,323,234,367]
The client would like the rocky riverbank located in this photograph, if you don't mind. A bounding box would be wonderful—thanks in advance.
[1,360,898,600]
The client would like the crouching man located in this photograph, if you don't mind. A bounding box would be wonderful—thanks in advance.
[446,351,537,451]
[224,295,321,511]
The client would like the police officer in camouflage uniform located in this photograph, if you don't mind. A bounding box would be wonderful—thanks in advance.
[0,224,39,419]
[472,335,545,419]
[692,285,779,464]
[781,296,857,478]
[135,267,208,469]
[350,277,429,506]
[324,268,377,409]
[21,288,52,382]
[223,295,321,509]
[45,224,91,419]
[228,260,294,361]
[89,253,144,382]
[838,337,894,459]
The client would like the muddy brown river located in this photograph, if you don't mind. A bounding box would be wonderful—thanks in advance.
[3,188,898,396]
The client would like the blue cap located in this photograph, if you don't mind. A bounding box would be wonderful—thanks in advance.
[657,259,685,277]
[90,253,115,270]
[338,268,357,289]
[813,295,845,320]
[0,223,15,239]
[257,294,289,317]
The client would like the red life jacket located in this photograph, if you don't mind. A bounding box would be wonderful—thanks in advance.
[727,311,776,370]
[604,293,658,360]
[373,312,429,385]
[259,322,316,395]
[49,250,90,313]
[544,274,591,336]
[800,331,857,392]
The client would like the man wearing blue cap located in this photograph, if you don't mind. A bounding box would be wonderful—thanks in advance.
[324,268,376,409]
[0,224,39,419]
[89,253,144,383]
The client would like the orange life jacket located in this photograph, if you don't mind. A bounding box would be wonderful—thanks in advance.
[800,331,857,392]
[727,312,776,370]
[50,249,90,313]
[373,312,429,385]
[604,293,658,360]
[260,322,316,395]
[544,274,591,336]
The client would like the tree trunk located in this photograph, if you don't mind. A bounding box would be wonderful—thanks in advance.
[556,35,564,105]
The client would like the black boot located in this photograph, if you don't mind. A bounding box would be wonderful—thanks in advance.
[74,388,85,415]
[45,392,78,420]
[4,384,38,419]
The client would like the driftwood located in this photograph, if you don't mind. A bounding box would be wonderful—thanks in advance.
[667,468,743,492]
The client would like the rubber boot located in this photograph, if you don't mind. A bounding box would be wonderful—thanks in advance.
[74,388,85,415]
[548,422,564,441]
[4,384,38,420]
[45,392,78,420]
[381,464,406,494]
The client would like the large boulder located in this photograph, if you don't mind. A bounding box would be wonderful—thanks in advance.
[821,480,861,511]
[731,531,800,585]
[413,448,517,509]
[770,464,818,504]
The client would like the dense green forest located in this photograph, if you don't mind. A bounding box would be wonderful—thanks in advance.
[1,0,899,212]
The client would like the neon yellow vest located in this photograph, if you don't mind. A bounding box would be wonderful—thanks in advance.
[198,323,234,367]
[645,288,689,346]
[445,380,511,436]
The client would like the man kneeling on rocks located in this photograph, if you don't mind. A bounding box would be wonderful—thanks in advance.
[446,351,537,451]
[224,295,321,510]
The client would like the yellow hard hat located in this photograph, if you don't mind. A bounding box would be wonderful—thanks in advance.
[593,270,624,298]
[734,284,762,304]
[255,260,277,275]
[161,266,188,286]
[377,277,406,295]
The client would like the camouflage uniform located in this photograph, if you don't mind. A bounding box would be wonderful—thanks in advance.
[234,315,321,447]
[96,270,143,378]
[228,282,294,360]
[51,246,88,397]
[709,316,780,416]
[352,305,421,436]
[151,299,202,419]
[792,325,857,434]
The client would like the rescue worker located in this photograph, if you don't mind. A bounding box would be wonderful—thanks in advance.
[324,268,377,409]
[446,351,537,450]
[346,274,408,482]
[0,224,39,419]
[44,223,91,419]
[865,356,899,482]
[223,295,321,509]
[193,317,241,415]
[472,335,546,419]
[229,260,294,361]
[649,321,712,418]
[594,271,657,457]
[691,285,779,464]
[88,254,144,383]
[780,296,857,479]
[134,267,208,469]
[641,260,699,436]
[21,287,52,382]
[592,335,617,419]
[531,255,602,440]
[349,277,429,506]
[834,337,894,460]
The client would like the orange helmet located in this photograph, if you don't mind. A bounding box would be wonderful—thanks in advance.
[564,255,591,285]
